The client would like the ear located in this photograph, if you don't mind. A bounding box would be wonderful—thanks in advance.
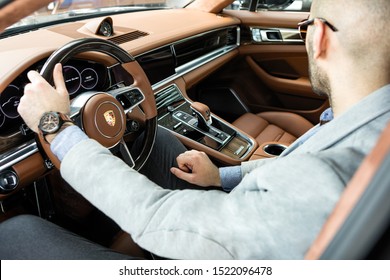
[312,19,327,59]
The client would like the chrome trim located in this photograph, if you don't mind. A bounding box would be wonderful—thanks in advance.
[175,45,237,76]
[279,28,303,42]
[0,129,24,139]
[155,84,184,112]
[118,138,135,169]
[0,140,38,172]
[236,26,241,46]
[227,88,250,113]
[33,182,42,217]
[250,27,303,44]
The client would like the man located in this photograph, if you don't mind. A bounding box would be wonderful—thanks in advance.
[1,0,390,259]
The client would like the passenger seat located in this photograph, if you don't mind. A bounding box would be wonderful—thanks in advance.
[232,111,314,148]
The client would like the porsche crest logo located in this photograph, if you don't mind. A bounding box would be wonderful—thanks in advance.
[104,110,116,127]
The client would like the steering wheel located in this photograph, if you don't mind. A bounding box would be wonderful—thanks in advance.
[37,38,157,171]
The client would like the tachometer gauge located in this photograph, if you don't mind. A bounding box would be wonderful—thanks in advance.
[81,68,99,90]
[0,85,22,119]
[63,65,81,95]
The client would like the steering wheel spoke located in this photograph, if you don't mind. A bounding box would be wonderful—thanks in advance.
[69,90,100,117]
[114,138,135,168]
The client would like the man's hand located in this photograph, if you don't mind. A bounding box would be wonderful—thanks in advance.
[17,63,70,133]
[170,150,221,187]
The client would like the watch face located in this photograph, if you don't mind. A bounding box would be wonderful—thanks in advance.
[39,112,60,134]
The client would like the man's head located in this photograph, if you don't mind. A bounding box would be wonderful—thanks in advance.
[306,0,390,107]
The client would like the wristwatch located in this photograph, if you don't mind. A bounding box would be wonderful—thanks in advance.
[38,112,73,136]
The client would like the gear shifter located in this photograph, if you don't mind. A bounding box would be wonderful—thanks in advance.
[190,102,212,131]
[171,101,230,144]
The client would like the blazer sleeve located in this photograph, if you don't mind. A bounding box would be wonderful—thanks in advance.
[61,138,347,259]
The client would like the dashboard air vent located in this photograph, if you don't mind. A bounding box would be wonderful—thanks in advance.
[227,27,238,45]
[155,85,184,111]
[108,30,148,44]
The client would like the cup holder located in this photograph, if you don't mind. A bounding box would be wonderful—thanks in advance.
[263,143,288,156]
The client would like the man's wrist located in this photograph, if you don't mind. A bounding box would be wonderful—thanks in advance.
[44,122,74,143]
[50,125,88,162]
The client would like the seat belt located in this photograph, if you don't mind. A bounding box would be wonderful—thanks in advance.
[305,121,390,259]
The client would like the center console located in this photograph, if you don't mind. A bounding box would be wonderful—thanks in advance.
[156,84,257,165]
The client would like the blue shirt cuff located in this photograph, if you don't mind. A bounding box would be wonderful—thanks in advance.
[219,166,242,192]
[51,125,88,162]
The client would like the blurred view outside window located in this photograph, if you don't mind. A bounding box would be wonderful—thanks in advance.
[8,0,311,31]
[227,0,312,12]
[10,0,193,29]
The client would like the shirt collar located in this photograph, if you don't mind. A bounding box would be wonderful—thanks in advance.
[320,108,334,125]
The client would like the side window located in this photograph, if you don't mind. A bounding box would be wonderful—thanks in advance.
[228,0,312,12]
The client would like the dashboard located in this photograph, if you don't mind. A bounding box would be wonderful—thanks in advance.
[0,25,238,138]
[0,8,248,195]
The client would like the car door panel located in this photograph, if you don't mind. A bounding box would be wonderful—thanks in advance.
[192,9,328,124]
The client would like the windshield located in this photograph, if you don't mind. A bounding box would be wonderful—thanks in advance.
[8,0,194,31]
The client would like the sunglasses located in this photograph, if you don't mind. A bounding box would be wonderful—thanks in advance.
[298,17,338,41]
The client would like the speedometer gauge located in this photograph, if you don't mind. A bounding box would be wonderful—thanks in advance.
[63,65,81,95]
[0,85,22,119]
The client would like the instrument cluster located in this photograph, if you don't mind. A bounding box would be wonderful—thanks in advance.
[0,59,110,136]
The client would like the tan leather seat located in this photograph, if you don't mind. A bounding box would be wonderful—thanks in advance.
[232,111,314,147]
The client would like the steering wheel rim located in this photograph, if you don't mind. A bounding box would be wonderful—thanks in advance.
[38,38,157,171]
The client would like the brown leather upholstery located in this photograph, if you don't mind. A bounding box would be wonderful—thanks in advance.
[232,111,314,147]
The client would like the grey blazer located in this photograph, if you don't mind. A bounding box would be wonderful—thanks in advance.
[61,84,390,259]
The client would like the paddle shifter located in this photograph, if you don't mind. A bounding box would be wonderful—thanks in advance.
[190,102,212,131]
